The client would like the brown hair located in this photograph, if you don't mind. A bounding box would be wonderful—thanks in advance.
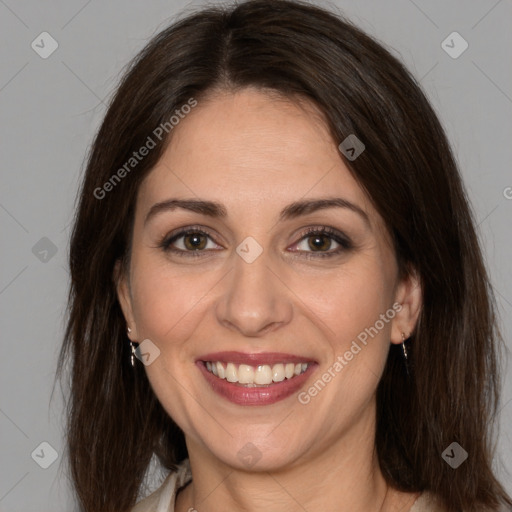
[55,1,511,510]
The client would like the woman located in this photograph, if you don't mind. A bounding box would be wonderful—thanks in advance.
[56,1,512,511]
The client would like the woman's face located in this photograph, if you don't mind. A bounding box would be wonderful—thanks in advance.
[117,87,420,471]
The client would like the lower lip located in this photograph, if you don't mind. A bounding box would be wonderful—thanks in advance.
[197,361,317,406]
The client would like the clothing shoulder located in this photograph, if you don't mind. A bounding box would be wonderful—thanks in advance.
[131,459,192,512]
[410,492,450,512]
[131,483,163,512]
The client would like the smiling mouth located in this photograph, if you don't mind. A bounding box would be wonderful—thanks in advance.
[203,361,311,387]
[197,352,317,405]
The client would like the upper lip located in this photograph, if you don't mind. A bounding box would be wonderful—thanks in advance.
[197,351,316,366]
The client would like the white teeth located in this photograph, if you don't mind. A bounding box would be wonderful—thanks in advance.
[272,363,285,382]
[205,361,310,385]
[225,362,238,383]
[238,364,254,384]
[216,361,225,379]
[254,365,273,385]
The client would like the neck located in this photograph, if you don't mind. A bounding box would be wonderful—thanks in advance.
[175,404,417,512]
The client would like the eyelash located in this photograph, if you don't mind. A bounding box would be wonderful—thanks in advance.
[157,225,353,260]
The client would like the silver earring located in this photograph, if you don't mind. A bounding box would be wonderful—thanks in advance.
[401,332,410,376]
[401,332,408,360]
[127,327,136,367]
[130,340,137,367]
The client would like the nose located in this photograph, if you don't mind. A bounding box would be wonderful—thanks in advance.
[215,245,293,337]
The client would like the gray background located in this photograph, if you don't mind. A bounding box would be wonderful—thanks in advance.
[1,0,511,510]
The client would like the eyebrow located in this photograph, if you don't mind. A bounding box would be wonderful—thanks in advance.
[144,197,370,227]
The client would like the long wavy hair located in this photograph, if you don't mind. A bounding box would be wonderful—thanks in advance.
[55,1,511,510]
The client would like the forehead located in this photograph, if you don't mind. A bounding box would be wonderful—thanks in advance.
[137,88,378,228]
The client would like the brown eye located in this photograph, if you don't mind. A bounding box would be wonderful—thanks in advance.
[307,233,333,252]
[289,226,353,259]
[182,232,208,251]
[159,226,221,257]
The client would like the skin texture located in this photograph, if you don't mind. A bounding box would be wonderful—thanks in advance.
[116,87,422,512]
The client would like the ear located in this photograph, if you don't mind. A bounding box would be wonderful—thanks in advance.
[390,268,422,344]
[113,259,138,341]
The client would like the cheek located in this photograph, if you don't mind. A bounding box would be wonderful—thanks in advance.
[128,258,218,430]
[129,256,217,351]
[299,260,394,344]
[298,257,395,406]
